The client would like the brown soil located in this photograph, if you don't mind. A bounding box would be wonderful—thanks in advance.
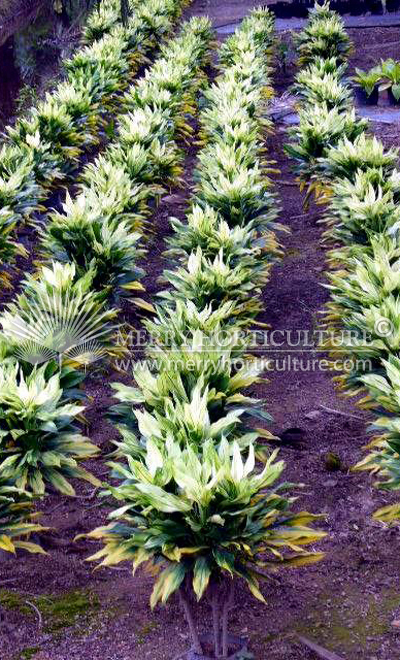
[2,6,400,660]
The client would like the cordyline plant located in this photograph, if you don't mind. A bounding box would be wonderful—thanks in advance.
[0,362,100,496]
[351,356,400,522]
[324,235,400,326]
[82,0,136,44]
[90,140,161,186]
[290,0,400,526]
[293,70,353,111]
[110,380,266,462]
[320,134,399,184]
[285,106,368,188]
[0,478,47,555]
[85,10,323,660]
[307,0,337,22]
[321,168,400,252]
[144,299,249,345]
[126,16,212,109]
[39,17,211,305]
[166,204,282,266]
[109,329,272,437]
[0,336,87,404]
[41,194,146,302]
[194,150,281,236]
[321,178,400,248]
[199,80,269,147]
[218,8,275,69]
[0,0,184,232]
[0,141,46,224]
[83,439,325,658]
[294,3,351,67]
[82,0,122,44]
[78,150,158,230]
[158,247,269,324]
[0,214,27,289]
[298,55,348,78]
[320,236,400,399]
[7,98,96,172]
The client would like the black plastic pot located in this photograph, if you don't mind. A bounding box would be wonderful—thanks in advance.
[334,1,351,13]
[271,2,285,18]
[367,0,384,13]
[282,3,295,19]
[388,89,400,106]
[292,5,309,17]
[354,86,379,106]
[188,634,248,660]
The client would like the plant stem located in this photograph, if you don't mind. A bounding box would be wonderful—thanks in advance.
[221,581,234,658]
[179,587,203,655]
[211,589,221,658]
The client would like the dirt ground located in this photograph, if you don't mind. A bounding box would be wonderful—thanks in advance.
[3,4,400,660]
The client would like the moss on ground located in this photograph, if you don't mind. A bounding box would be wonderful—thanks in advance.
[1,587,100,636]
[136,620,158,645]
[294,583,400,654]
[16,647,41,660]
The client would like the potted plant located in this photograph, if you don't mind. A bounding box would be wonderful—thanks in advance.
[379,59,400,105]
[353,67,381,105]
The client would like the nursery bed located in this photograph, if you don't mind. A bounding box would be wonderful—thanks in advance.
[2,4,400,660]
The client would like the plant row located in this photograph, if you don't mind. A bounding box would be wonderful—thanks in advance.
[0,16,212,560]
[83,10,326,658]
[38,17,213,306]
[0,0,185,286]
[287,0,400,521]
[82,0,135,44]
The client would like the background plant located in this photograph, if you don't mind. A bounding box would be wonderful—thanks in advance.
[288,0,400,522]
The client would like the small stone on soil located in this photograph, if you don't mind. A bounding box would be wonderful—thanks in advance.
[323,479,338,488]
[305,410,321,420]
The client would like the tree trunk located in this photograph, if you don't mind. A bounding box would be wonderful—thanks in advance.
[221,581,234,659]
[178,587,203,655]
[211,589,221,659]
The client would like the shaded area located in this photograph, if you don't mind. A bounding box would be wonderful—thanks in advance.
[0,37,21,125]
[0,0,47,46]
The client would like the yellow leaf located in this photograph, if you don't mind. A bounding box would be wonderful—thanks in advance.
[14,541,47,555]
[281,552,325,568]
[373,504,400,523]
[0,535,15,553]
[131,298,156,313]
[121,282,145,291]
